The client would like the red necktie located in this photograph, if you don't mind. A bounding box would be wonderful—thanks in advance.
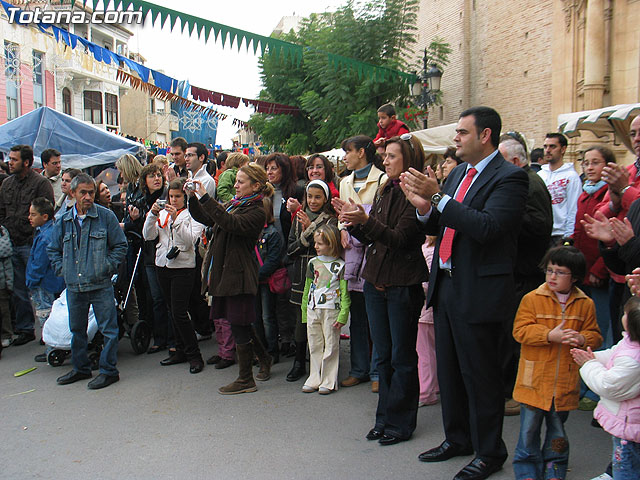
[439,168,477,264]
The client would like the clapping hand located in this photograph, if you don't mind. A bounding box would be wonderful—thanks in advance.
[610,217,635,246]
[339,198,368,226]
[296,210,311,230]
[602,163,629,193]
[581,212,615,243]
[400,167,439,215]
[570,347,595,366]
[626,267,640,296]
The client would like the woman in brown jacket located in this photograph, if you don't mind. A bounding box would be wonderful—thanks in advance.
[340,134,429,445]
[187,163,274,395]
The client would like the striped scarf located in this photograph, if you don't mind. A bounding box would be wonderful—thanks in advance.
[225,192,263,213]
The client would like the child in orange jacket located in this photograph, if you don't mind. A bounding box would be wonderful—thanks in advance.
[512,245,602,480]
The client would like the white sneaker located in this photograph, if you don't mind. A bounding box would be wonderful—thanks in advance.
[302,385,317,393]
[318,387,333,395]
[590,474,612,480]
[1,338,11,348]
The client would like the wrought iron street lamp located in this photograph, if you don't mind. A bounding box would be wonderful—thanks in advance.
[411,48,443,129]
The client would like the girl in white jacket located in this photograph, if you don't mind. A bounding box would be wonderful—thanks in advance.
[572,297,640,479]
[143,178,205,374]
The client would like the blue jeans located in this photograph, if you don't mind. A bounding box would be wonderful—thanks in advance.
[348,291,379,380]
[67,287,119,376]
[513,403,569,480]
[12,245,35,333]
[30,288,57,329]
[363,282,423,439]
[145,265,173,348]
[612,436,640,480]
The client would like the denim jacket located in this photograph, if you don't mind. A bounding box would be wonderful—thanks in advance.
[47,203,127,292]
[26,219,65,294]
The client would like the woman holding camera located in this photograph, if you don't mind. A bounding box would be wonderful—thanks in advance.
[143,177,205,374]
[188,164,274,394]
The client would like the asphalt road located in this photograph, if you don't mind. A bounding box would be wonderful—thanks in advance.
[1,336,611,479]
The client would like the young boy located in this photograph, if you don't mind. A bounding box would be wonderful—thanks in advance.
[26,197,65,362]
[373,103,409,154]
[512,245,602,480]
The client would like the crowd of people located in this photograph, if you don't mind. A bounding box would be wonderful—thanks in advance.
[1,104,640,480]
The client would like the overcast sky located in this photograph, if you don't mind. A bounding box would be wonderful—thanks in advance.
[127,0,344,148]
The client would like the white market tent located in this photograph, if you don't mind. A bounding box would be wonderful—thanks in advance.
[557,103,640,154]
[0,107,145,169]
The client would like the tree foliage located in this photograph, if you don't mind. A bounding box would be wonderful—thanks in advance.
[248,0,419,154]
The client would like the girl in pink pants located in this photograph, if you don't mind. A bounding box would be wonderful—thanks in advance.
[417,236,438,406]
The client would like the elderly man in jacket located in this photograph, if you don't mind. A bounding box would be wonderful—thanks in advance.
[48,174,127,389]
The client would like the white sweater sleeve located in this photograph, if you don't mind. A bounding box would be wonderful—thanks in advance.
[143,211,159,241]
[580,356,640,402]
[564,172,583,237]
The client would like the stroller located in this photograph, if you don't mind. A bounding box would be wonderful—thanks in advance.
[41,246,151,367]
[41,290,102,367]
[113,242,152,355]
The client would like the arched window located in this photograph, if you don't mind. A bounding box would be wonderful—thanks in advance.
[62,88,72,116]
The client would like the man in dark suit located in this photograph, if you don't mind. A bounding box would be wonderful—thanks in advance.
[400,107,529,480]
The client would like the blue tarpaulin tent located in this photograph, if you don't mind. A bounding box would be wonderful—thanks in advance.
[0,107,145,169]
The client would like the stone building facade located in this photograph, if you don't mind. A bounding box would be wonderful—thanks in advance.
[414,0,639,162]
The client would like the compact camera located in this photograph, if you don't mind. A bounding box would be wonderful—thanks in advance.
[157,199,167,208]
[166,246,180,260]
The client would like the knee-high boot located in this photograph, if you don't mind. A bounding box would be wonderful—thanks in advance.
[218,342,257,395]
[251,328,272,381]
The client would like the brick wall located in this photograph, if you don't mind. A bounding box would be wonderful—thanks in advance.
[414,0,555,148]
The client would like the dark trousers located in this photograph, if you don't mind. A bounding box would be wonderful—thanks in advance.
[145,265,174,348]
[157,267,200,361]
[434,272,508,462]
[363,282,423,440]
[188,253,211,336]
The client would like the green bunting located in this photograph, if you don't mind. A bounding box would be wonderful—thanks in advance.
[71,0,415,84]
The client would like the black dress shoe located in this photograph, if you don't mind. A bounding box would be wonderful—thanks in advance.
[379,434,407,446]
[189,360,204,374]
[12,331,36,346]
[214,357,235,369]
[366,428,384,441]
[34,353,47,363]
[453,457,503,480]
[206,354,222,365]
[286,360,306,382]
[160,352,187,366]
[57,370,92,385]
[87,373,120,390]
[418,440,473,463]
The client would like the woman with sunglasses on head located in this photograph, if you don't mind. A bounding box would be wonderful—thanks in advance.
[187,164,275,394]
[331,135,386,393]
[340,133,428,445]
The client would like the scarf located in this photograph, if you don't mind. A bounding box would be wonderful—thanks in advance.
[226,192,263,213]
[583,180,606,195]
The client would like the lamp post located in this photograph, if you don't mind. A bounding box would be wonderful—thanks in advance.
[411,48,443,129]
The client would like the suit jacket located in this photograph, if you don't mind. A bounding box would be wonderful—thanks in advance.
[422,152,529,324]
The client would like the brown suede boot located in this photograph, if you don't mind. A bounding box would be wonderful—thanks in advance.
[251,337,273,381]
[218,343,257,395]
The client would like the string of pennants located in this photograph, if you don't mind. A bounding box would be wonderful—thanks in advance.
[71,0,417,84]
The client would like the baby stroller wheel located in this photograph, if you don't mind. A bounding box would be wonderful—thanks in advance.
[47,349,66,367]
[131,320,151,355]
[89,351,101,371]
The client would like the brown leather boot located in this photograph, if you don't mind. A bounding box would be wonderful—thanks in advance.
[251,335,272,381]
[218,343,257,395]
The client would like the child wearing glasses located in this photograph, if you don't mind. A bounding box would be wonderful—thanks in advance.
[512,245,602,480]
